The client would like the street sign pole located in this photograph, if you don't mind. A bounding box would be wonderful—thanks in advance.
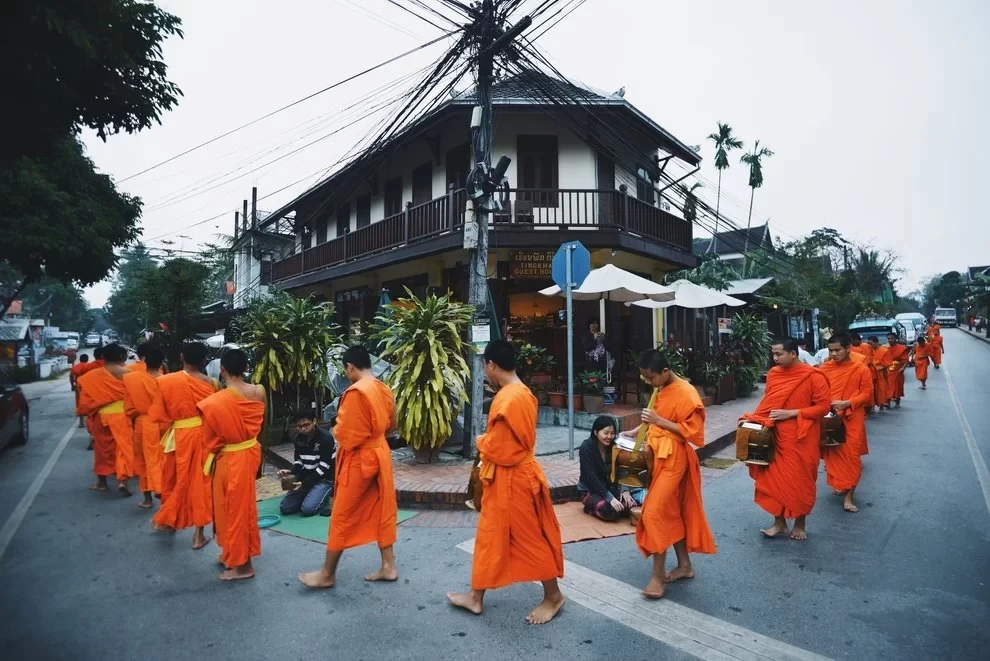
[565,245,575,460]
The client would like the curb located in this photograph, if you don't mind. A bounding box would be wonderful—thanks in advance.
[959,328,990,345]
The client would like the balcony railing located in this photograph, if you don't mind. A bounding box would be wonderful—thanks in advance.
[271,186,691,282]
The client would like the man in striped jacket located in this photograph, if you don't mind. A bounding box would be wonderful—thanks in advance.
[278,409,335,516]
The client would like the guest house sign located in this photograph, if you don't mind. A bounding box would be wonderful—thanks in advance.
[510,250,555,279]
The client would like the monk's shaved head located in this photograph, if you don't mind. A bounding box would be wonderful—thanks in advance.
[181,342,208,367]
[483,340,515,372]
[102,343,127,363]
[341,344,371,370]
[774,337,800,355]
[144,345,164,370]
[828,331,851,349]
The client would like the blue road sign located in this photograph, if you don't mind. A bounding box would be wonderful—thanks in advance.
[552,241,591,290]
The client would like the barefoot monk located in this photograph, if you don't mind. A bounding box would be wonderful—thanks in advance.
[910,337,932,389]
[447,340,565,625]
[150,342,218,550]
[882,332,909,408]
[124,345,166,510]
[199,349,265,581]
[76,344,135,496]
[299,345,398,589]
[742,337,830,541]
[929,328,944,369]
[631,350,716,600]
[868,337,889,410]
[820,332,873,513]
[848,333,876,411]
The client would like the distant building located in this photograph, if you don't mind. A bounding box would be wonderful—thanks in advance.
[692,223,775,275]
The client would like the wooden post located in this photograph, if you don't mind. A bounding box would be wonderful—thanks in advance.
[242,200,248,232]
[619,184,630,229]
[404,201,412,243]
[251,187,258,229]
[447,182,456,229]
[234,211,240,240]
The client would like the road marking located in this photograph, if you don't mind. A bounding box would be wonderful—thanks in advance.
[0,421,79,563]
[456,538,831,661]
[943,363,990,516]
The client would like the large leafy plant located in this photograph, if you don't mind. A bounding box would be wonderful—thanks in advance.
[374,289,473,451]
[727,312,771,395]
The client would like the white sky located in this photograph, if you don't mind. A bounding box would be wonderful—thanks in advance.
[82,0,990,307]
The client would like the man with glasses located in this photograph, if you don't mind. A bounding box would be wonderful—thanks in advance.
[278,409,334,516]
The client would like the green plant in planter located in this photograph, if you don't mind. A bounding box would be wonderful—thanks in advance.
[580,370,606,395]
[515,343,554,380]
[374,289,473,451]
[728,312,772,396]
[656,341,688,377]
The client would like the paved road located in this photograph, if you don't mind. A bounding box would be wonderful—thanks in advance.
[1,330,987,660]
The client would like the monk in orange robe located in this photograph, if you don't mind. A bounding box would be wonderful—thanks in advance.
[849,333,877,411]
[868,337,889,410]
[150,342,218,550]
[300,345,399,589]
[926,321,940,339]
[78,348,107,449]
[124,345,166,509]
[929,329,944,368]
[448,340,564,625]
[882,332,909,407]
[630,350,715,600]
[70,354,91,429]
[77,344,135,495]
[820,332,873,513]
[742,337,830,540]
[199,348,265,581]
[910,336,931,389]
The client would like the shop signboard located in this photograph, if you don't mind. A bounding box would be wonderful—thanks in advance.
[510,250,555,279]
[718,317,732,333]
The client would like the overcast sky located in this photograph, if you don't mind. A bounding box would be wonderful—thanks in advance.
[82,0,990,307]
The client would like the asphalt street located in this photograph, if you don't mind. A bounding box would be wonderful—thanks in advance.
[0,331,987,660]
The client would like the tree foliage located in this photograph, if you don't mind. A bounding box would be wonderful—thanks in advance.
[106,244,159,341]
[671,253,736,291]
[20,278,93,334]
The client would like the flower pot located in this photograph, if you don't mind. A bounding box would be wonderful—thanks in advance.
[603,386,616,405]
[535,390,550,406]
[583,394,605,414]
[413,445,441,464]
[529,372,551,385]
[548,392,566,409]
[571,395,584,412]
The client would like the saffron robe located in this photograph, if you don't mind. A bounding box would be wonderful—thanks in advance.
[912,344,931,383]
[882,343,909,401]
[128,361,146,372]
[328,376,397,552]
[123,369,166,494]
[850,344,877,408]
[929,333,944,366]
[820,359,872,491]
[76,367,135,480]
[199,388,264,569]
[151,372,218,530]
[742,363,831,518]
[872,345,889,405]
[472,382,563,590]
[635,378,716,557]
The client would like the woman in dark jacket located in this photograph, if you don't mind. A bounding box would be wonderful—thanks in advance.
[578,415,638,521]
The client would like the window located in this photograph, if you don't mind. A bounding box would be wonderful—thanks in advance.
[260,260,272,285]
[446,143,470,190]
[518,135,558,207]
[636,167,655,205]
[412,162,433,205]
[384,176,403,217]
[336,203,350,237]
[302,226,312,250]
[316,217,328,244]
[356,194,371,229]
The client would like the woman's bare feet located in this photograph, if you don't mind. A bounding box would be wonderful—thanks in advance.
[219,562,255,581]
[298,569,335,589]
[641,576,666,600]
[664,565,695,583]
[525,594,565,624]
[447,591,484,615]
[364,567,399,582]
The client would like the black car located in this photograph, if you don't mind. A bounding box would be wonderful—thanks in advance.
[0,372,29,451]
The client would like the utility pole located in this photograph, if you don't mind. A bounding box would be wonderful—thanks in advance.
[463,2,531,458]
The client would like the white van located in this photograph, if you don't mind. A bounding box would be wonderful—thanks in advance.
[933,307,957,327]
[895,313,926,345]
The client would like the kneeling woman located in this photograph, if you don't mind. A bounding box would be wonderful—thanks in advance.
[578,416,641,521]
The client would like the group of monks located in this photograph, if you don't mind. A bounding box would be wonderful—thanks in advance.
[72,341,266,580]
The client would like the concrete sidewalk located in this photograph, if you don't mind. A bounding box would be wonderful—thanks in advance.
[958,325,990,344]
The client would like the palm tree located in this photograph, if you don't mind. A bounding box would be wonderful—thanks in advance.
[706,123,743,252]
[853,248,896,299]
[678,181,703,224]
[740,140,774,275]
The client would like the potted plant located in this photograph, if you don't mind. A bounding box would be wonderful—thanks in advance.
[516,343,554,385]
[547,380,567,409]
[580,370,606,413]
[374,289,473,463]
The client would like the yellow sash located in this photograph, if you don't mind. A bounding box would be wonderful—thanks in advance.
[99,400,125,415]
[160,416,203,453]
[203,438,258,476]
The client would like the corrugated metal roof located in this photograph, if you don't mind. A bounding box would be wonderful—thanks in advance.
[0,319,30,342]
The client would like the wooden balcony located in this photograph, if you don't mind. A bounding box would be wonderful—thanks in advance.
[271,187,692,283]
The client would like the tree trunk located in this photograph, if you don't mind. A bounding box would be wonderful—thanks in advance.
[712,170,723,252]
[743,186,756,277]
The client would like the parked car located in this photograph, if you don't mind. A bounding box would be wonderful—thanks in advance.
[84,333,100,346]
[0,373,29,451]
[849,316,905,345]
[895,313,926,345]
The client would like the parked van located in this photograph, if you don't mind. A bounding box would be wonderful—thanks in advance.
[895,313,926,345]
[849,316,906,345]
[933,307,957,327]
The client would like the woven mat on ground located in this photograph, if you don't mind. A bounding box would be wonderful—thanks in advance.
[553,501,636,544]
[255,496,419,544]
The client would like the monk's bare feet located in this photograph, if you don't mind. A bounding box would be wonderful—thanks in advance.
[525,595,565,624]
[664,565,695,583]
[760,522,789,538]
[219,563,255,581]
[151,521,175,534]
[641,576,666,600]
[364,567,399,582]
[87,442,94,450]
[216,554,225,567]
[790,527,808,541]
[117,482,132,497]
[89,482,109,492]
[192,531,211,550]
[832,489,847,496]
[298,570,335,589]
[843,496,859,513]
[137,501,152,509]
[447,591,484,615]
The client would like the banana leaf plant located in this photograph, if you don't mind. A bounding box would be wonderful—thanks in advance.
[374,288,474,451]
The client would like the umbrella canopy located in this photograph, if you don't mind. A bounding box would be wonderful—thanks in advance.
[538,264,675,303]
[204,333,225,348]
[631,279,746,310]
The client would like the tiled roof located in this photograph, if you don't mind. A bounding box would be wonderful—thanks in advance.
[0,319,30,342]
[694,224,772,256]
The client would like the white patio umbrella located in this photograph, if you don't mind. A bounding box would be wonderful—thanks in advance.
[630,279,746,309]
[538,264,675,303]
[204,333,225,348]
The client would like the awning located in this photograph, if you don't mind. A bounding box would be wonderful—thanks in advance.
[631,279,746,310]
[539,264,675,303]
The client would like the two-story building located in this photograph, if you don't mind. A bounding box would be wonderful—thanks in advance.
[258,72,702,371]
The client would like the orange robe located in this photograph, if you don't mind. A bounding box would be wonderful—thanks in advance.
[850,344,877,408]
[742,363,831,518]
[872,346,889,406]
[929,333,944,366]
[912,345,931,383]
[70,362,89,410]
[820,359,872,492]
[328,377,397,552]
[883,343,909,401]
[472,382,563,590]
[199,389,264,569]
[76,367,135,480]
[151,372,218,530]
[926,323,940,339]
[123,369,166,494]
[635,378,716,558]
